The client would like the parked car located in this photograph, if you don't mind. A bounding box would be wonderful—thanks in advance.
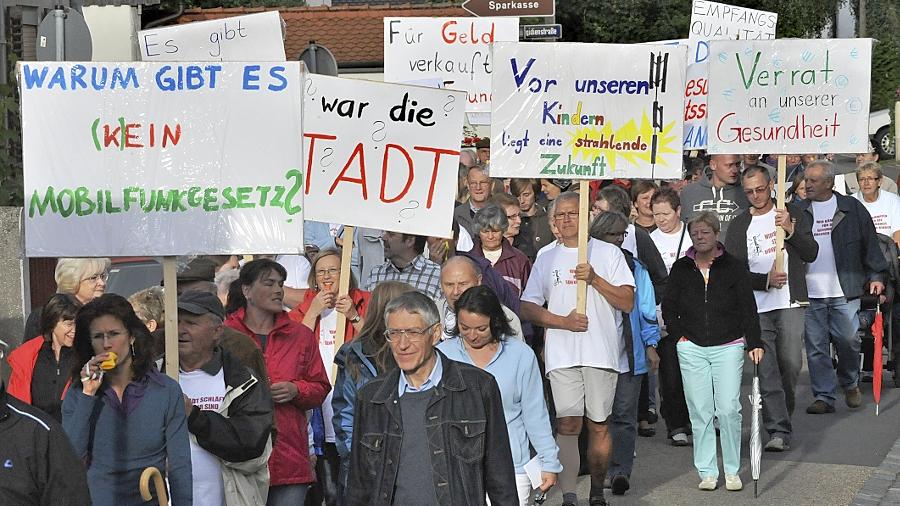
[870,109,896,159]
[107,257,162,298]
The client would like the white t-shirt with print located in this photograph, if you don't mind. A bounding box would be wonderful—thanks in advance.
[180,368,227,506]
[535,240,558,259]
[650,224,690,274]
[806,195,844,298]
[854,190,900,237]
[746,209,796,312]
[522,239,634,374]
[318,309,337,442]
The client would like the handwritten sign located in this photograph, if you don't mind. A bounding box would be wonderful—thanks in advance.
[490,42,686,180]
[139,12,286,62]
[707,39,872,154]
[690,0,777,41]
[19,62,303,257]
[383,17,518,114]
[303,75,465,238]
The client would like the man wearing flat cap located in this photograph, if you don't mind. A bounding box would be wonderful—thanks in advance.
[177,290,275,506]
[476,137,490,165]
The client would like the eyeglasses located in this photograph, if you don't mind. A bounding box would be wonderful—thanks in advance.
[603,230,628,239]
[82,272,109,284]
[468,181,490,187]
[315,268,339,277]
[858,177,881,183]
[506,213,521,220]
[553,211,579,221]
[384,323,438,343]
[744,186,770,196]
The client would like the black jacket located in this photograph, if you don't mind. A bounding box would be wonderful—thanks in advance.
[662,246,762,350]
[186,347,274,463]
[634,226,669,303]
[0,382,91,506]
[796,193,889,299]
[724,203,819,304]
[346,351,517,506]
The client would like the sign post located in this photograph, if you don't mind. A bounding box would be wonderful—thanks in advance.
[461,0,555,17]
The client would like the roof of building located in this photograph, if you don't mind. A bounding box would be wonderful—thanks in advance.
[176,3,471,67]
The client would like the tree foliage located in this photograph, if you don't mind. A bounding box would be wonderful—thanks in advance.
[558,0,837,44]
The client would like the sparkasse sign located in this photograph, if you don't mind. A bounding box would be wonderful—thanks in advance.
[462,0,555,18]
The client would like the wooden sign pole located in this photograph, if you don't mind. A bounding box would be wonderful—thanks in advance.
[333,225,355,382]
[774,155,787,272]
[162,257,179,380]
[576,185,590,314]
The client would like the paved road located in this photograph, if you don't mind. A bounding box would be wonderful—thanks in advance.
[544,357,900,505]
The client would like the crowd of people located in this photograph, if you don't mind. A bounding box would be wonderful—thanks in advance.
[2,142,897,506]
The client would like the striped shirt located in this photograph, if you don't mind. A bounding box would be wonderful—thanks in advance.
[366,255,443,302]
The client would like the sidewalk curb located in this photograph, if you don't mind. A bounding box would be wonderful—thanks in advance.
[852,434,900,505]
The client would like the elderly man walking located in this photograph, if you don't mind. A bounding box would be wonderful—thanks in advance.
[177,290,275,505]
[346,291,517,505]
[798,160,888,414]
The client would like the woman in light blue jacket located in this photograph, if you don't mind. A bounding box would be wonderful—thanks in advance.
[438,285,561,505]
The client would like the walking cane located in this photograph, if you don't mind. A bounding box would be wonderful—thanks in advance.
[140,467,168,506]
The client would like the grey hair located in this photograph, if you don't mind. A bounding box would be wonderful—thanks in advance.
[55,258,112,294]
[473,203,508,236]
[687,211,721,235]
[555,191,580,209]
[384,291,441,328]
[598,185,631,216]
[806,159,836,184]
[590,211,629,242]
[855,161,883,179]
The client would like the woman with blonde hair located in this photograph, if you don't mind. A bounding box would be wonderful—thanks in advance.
[24,257,111,341]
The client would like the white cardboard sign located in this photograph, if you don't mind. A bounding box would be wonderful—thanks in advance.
[689,0,777,41]
[383,17,519,114]
[139,11,286,62]
[303,75,466,238]
[20,62,303,257]
[490,42,686,180]
[707,39,872,155]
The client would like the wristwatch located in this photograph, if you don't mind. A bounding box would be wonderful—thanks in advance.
[349,314,361,323]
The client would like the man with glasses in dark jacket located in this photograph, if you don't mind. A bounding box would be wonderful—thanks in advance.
[346,291,516,505]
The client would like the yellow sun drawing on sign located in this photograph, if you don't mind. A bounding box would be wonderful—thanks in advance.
[567,112,679,171]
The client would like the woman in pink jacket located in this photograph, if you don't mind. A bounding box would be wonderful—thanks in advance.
[225,258,331,506]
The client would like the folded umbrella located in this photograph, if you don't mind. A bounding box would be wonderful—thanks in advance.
[873,304,884,416]
[749,362,763,498]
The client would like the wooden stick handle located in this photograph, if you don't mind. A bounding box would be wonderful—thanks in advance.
[775,155,786,273]
[139,467,168,505]
[576,185,590,314]
[162,257,179,381]
[333,225,355,383]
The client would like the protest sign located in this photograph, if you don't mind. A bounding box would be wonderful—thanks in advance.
[663,1,778,150]
[490,42,687,180]
[690,0,777,41]
[139,11,286,62]
[20,62,304,257]
[707,39,872,154]
[383,17,518,114]
[303,74,466,238]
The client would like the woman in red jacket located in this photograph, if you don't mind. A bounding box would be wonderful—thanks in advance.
[290,248,370,506]
[225,258,331,506]
[7,293,80,422]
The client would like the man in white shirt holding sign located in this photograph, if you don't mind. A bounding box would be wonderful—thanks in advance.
[521,192,635,506]
[798,161,888,414]
[724,167,818,452]
[852,161,900,246]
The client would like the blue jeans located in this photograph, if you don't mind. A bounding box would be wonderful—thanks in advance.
[804,297,861,406]
[607,371,644,479]
[267,484,309,506]
[677,340,745,478]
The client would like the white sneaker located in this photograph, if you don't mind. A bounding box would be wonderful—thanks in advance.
[725,474,743,491]
[698,476,717,490]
